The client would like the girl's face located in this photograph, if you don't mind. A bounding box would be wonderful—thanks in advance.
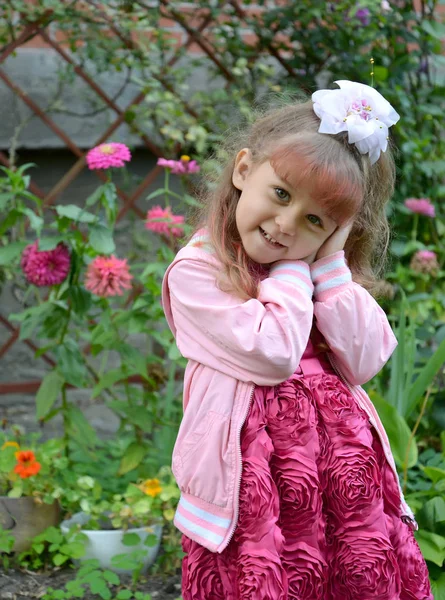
[233,148,338,264]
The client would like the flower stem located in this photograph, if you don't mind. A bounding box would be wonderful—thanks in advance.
[164,170,170,207]
[403,383,433,494]
[61,385,70,461]
[411,213,419,242]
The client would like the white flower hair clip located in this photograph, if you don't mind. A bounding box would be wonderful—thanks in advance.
[312,80,400,165]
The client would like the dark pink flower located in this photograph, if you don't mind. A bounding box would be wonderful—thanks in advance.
[404,198,435,217]
[145,206,185,237]
[410,250,439,274]
[157,155,200,175]
[84,255,133,297]
[21,241,70,287]
[86,143,131,170]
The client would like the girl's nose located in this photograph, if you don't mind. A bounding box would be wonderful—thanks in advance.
[275,211,298,236]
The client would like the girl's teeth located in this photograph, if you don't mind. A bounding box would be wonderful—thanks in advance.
[261,228,280,245]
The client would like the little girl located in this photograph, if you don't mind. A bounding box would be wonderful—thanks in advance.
[161,80,433,600]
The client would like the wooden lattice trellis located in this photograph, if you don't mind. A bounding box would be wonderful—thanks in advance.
[0,4,219,396]
[0,1,298,397]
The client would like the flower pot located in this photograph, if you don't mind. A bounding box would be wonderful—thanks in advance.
[0,496,60,553]
[60,511,163,574]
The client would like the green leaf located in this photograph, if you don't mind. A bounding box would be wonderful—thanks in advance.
[122,532,141,546]
[406,336,445,418]
[422,467,445,484]
[53,553,69,566]
[92,368,126,398]
[36,370,65,419]
[116,591,133,600]
[102,570,120,585]
[0,193,12,210]
[20,207,43,233]
[89,223,115,254]
[421,497,445,529]
[65,404,97,448]
[431,572,445,600]
[38,236,66,251]
[0,241,27,266]
[86,185,106,207]
[118,442,146,475]
[370,392,418,468]
[55,339,88,387]
[67,286,92,316]
[56,205,97,223]
[415,530,445,566]
[422,20,445,39]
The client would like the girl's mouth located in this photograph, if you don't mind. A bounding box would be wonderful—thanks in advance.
[259,227,285,248]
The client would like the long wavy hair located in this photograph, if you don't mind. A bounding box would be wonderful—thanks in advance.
[187,94,396,303]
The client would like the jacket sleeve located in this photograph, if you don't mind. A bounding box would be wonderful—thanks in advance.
[164,257,314,386]
[310,251,398,386]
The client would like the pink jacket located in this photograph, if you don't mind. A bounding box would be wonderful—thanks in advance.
[161,229,418,554]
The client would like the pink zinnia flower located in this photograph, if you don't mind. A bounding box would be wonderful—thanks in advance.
[145,206,185,237]
[157,155,200,175]
[84,255,133,297]
[21,241,71,287]
[404,198,435,218]
[410,250,439,274]
[86,143,131,170]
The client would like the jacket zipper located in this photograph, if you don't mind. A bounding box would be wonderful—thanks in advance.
[221,382,255,551]
[326,352,418,531]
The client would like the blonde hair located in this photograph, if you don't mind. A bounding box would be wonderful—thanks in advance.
[188,94,396,301]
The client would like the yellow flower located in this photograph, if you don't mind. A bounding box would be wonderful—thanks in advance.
[1,441,20,450]
[180,155,191,162]
[140,478,162,498]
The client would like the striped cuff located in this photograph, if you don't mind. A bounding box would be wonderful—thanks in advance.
[269,260,314,298]
[310,251,352,301]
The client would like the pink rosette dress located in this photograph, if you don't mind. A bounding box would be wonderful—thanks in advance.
[181,328,433,600]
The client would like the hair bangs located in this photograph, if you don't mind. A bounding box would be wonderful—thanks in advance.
[269,138,364,225]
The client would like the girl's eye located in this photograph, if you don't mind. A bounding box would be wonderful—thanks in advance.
[307,214,323,227]
[274,187,289,201]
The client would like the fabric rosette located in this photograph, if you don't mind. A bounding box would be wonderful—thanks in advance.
[282,541,328,600]
[265,377,316,450]
[234,455,279,545]
[312,80,400,164]
[331,529,401,599]
[237,549,287,600]
[271,454,321,537]
[181,537,226,599]
[324,443,382,523]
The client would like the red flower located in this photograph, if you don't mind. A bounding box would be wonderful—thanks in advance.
[14,450,41,479]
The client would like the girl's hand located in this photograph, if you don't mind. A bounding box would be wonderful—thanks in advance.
[315,220,354,261]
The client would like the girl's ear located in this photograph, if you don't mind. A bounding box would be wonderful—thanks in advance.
[232,148,253,191]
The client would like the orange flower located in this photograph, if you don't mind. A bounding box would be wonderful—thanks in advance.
[14,450,41,479]
[140,478,162,498]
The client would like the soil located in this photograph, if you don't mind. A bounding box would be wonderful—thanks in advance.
[0,567,182,600]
